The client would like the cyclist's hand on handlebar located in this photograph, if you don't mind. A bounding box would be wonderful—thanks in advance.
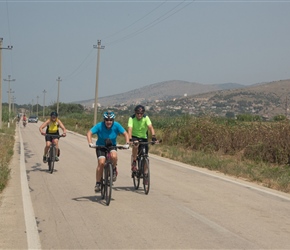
[62,133,66,137]
[89,143,94,148]
[41,132,46,136]
[152,136,157,143]
[123,143,130,149]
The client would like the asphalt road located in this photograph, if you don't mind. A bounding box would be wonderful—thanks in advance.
[1,122,290,249]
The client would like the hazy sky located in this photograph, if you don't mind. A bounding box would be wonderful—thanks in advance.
[1,0,290,105]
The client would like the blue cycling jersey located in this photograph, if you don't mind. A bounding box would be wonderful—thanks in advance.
[90,121,125,146]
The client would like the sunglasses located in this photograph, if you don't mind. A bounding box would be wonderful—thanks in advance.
[136,112,144,115]
[105,119,113,121]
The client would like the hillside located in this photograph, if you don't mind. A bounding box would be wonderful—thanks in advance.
[75,79,290,118]
[159,79,290,118]
[77,80,246,107]
[194,79,290,99]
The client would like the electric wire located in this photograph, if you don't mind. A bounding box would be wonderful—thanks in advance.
[105,0,194,46]
[60,1,192,84]
[102,1,168,41]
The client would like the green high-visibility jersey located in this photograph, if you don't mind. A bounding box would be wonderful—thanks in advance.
[128,115,152,139]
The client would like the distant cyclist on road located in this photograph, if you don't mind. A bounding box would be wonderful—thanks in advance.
[22,114,27,127]
[128,105,157,172]
[87,111,130,193]
[39,111,67,163]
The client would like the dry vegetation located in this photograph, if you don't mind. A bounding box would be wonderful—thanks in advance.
[0,123,15,193]
[151,116,290,192]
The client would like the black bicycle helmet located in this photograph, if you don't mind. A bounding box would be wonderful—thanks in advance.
[50,111,58,117]
[134,105,145,113]
[103,111,116,120]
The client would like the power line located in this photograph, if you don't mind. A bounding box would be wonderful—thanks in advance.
[103,0,168,41]
[106,0,194,46]
[62,48,95,81]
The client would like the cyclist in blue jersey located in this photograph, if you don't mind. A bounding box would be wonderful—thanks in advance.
[87,111,130,192]
[128,105,157,172]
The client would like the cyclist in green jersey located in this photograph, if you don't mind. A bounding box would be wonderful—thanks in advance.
[128,105,157,172]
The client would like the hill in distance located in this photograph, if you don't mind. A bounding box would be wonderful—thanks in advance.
[172,79,290,118]
[77,80,246,107]
[193,79,290,99]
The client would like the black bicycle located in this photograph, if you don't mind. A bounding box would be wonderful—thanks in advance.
[45,134,64,174]
[90,144,129,206]
[131,140,161,195]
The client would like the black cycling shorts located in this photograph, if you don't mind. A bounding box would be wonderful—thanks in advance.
[45,133,60,142]
[96,146,117,159]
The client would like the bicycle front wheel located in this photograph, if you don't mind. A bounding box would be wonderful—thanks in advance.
[49,146,56,174]
[102,162,113,206]
[133,159,141,190]
[142,157,150,195]
[47,151,51,172]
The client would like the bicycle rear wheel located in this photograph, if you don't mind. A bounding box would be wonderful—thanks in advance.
[49,146,56,174]
[102,162,113,206]
[142,158,150,195]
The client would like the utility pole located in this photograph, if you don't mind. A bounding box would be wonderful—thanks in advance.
[43,89,47,119]
[4,75,15,127]
[6,88,14,127]
[93,40,105,125]
[31,99,34,114]
[0,38,13,129]
[56,76,61,114]
[36,95,39,116]
[12,96,15,114]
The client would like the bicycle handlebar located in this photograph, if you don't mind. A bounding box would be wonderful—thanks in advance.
[132,139,162,146]
[43,133,65,139]
[89,144,130,150]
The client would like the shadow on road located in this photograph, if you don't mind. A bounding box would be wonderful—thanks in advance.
[72,195,111,206]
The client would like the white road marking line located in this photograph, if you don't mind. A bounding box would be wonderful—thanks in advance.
[19,127,42,249]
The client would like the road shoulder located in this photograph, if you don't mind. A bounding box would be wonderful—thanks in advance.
[0,130,28,249]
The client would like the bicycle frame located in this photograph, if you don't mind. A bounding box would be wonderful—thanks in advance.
[45,134,63,174]
[132,140,159,195]
[90,144,129,206]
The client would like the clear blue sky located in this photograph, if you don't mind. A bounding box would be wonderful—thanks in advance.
[1,0,290,105]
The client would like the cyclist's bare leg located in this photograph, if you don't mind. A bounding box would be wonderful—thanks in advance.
[110,150,118,168]
[132,144,138,161]
[96,157,106,182]
[54,139,59,155]
[44,141,51,155]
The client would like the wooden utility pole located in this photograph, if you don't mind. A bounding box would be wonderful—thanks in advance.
[43,90,47,119]
[0,38,13,128]
[93,40,105,125]
[56,77,62,114]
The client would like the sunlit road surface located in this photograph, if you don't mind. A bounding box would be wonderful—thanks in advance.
[1,122,290,249]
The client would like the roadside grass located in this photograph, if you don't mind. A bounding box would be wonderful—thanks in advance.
[0,123,15,193]
[149,144,290,193]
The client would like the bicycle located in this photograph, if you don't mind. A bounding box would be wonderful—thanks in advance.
[131,140,161,195]
[90,144,129,206]
[44,134,64,174]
